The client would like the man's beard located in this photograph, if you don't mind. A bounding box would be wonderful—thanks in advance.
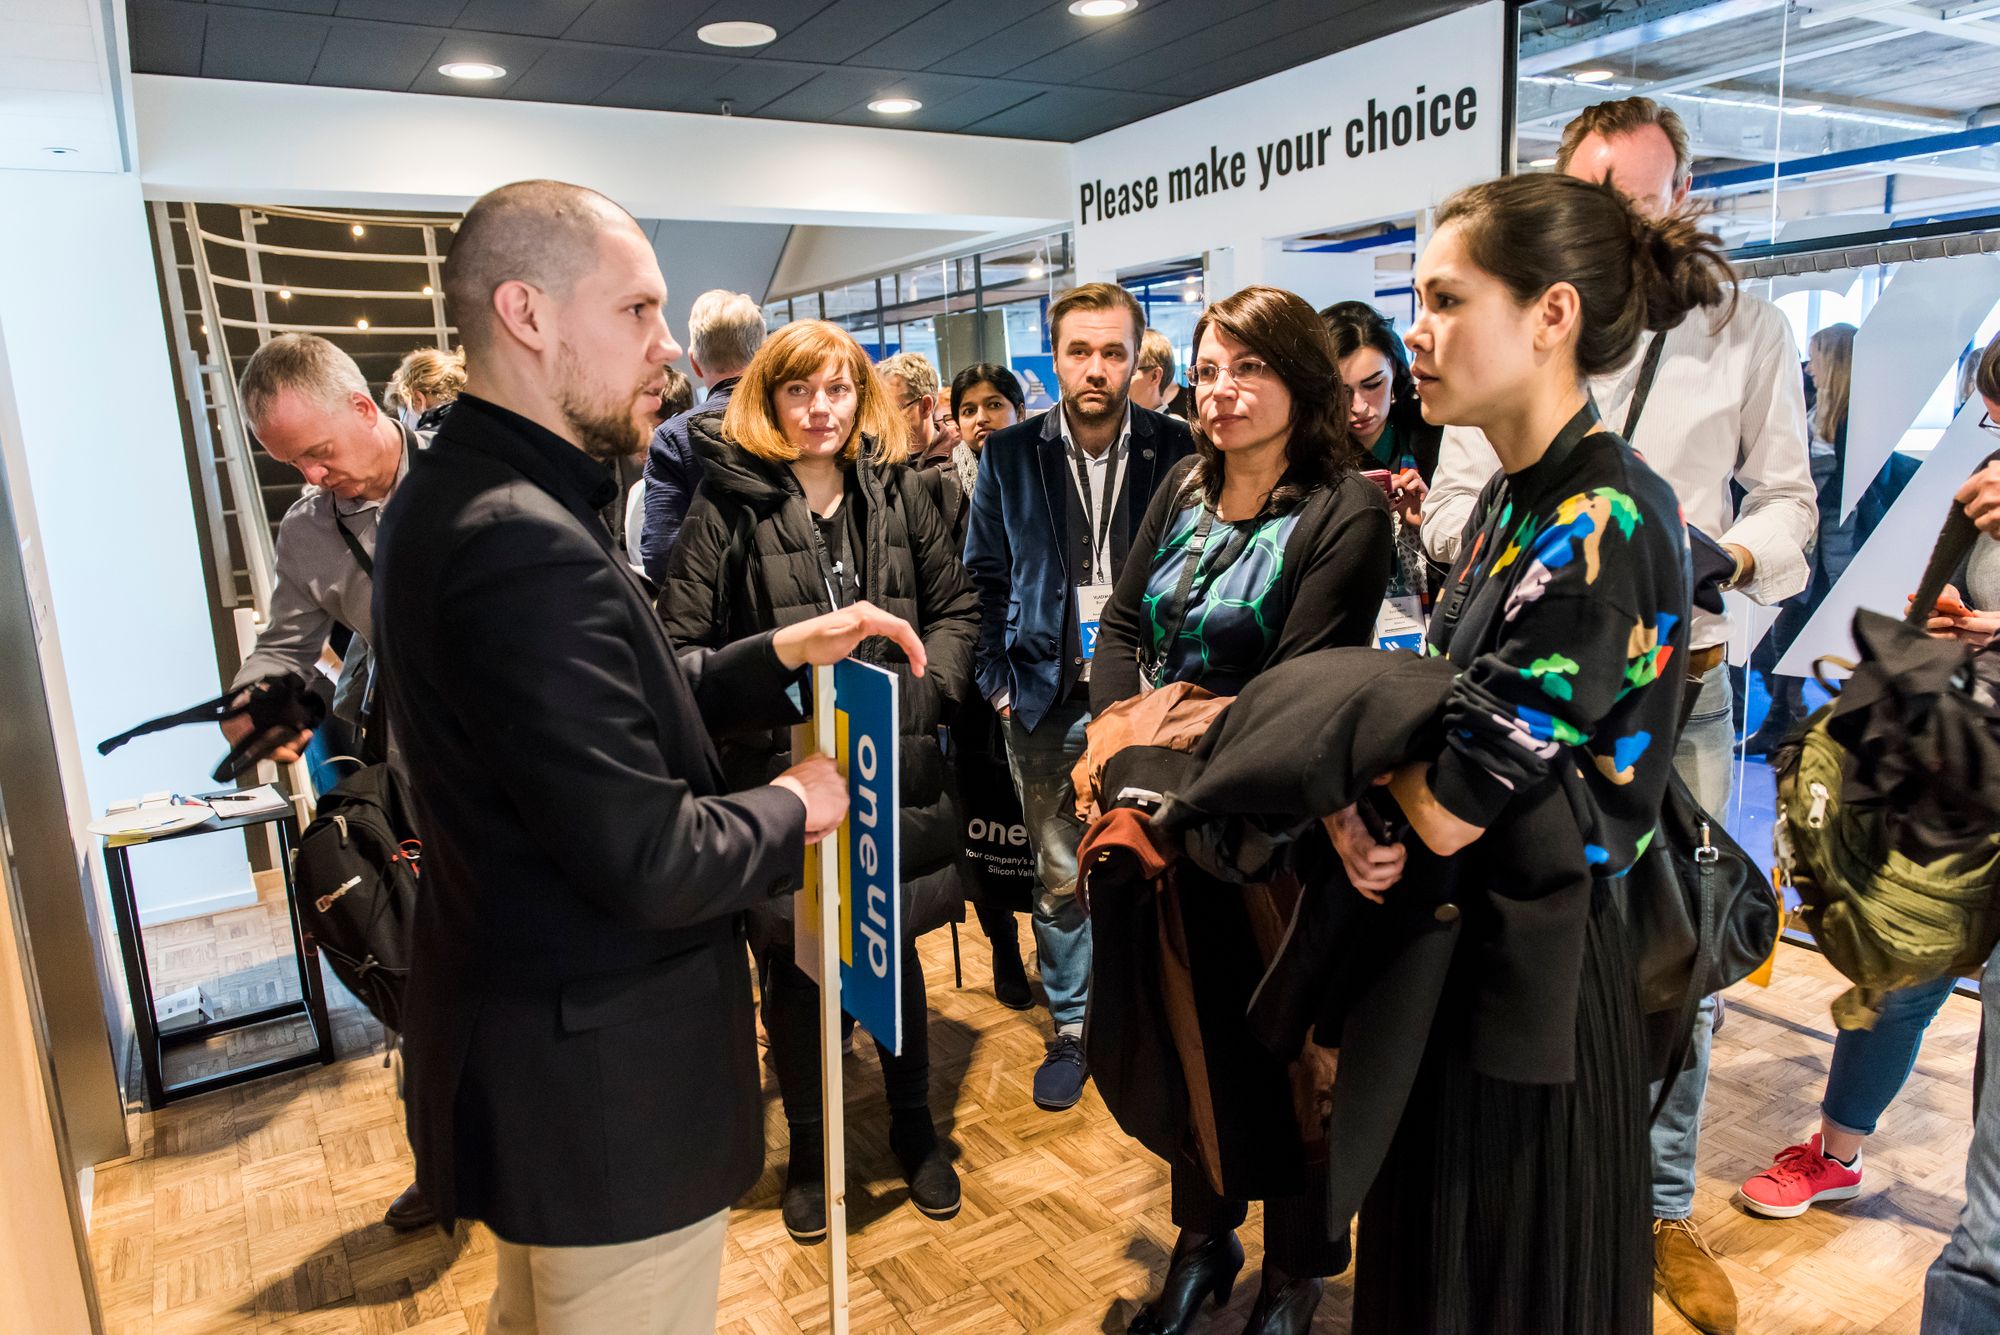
[1063,381,1130,428]
[555,342,649,461]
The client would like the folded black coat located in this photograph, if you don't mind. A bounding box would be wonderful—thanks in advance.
[1152,646,1595,1227]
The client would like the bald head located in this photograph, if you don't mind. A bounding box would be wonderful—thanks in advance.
[444,179,640,356]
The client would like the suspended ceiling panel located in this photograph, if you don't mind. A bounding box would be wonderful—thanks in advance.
[126,0,1472,142]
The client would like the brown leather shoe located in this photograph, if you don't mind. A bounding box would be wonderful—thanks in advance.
[1654,1217,1738,1334]
[383,1182,435,1232]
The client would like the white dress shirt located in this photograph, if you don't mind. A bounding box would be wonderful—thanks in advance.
[1420,291,1817,650]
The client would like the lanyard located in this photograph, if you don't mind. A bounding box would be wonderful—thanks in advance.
[1619,330,1670,443]
[1147,506,1218,686]
[1069,436,1124,582]
[782,469,853,610]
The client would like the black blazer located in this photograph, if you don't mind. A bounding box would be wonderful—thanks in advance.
[963,404,1194,731]
[373,395,809,1248]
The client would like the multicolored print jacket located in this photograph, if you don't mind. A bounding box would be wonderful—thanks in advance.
[1425,422,1692,879]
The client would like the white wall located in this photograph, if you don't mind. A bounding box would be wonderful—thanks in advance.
[133,75,1071,238]
[0,169,249,921]
[768,225,988,301]
[642,219,792,374]
[1068,2,1507,287]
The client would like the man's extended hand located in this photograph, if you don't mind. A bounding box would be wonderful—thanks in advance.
[220,694,312,766]
[772,601,927,676]
[771,753,848,844]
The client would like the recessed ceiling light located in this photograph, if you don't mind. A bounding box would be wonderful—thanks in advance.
[1573,69,1616,84]
[1183,273,1199,286]
[697,21,778,47]
[356,319,370,330]
[868,97,922,115]
[277,287,293,299]
[439,61,507,81]
[1528,156,1558,167]
[422,284,434,296]
[42,146,77,157]
[1070,0,1137,15]
[351,224,366,237]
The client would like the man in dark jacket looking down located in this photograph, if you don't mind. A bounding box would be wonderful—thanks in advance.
[372,178,924,1334]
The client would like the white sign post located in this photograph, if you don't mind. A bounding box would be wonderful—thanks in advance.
[804,664,849,1334]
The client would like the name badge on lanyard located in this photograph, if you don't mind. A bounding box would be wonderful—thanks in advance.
[1069,438,1121,669]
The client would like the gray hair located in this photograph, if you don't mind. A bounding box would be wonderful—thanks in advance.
[686,290,765,374]
[239,333,370,427]
[877,351,940,400]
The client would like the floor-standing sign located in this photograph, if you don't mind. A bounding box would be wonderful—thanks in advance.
[794,657,902,1335]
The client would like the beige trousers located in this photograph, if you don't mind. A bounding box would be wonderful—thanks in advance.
[484,1208,729,1335]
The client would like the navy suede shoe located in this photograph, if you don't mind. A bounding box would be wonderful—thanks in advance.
[1032,1033,1088,1110]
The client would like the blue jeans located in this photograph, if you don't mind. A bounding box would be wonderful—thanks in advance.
[1004,697,1094,1033]
[1923,939,2000,1333]
[1822,974,1959,1137]
[1650,663,1734,1220]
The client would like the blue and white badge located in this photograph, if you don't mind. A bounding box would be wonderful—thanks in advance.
[1076,583,1113,662]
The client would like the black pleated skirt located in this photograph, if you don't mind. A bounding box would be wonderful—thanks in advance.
[1351,885,1651,1335]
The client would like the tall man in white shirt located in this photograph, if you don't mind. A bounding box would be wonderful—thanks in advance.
[1421,97,1818,1335]
[963,283,1194,1110]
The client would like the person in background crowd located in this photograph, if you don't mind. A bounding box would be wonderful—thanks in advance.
[964,282,1195,1110]
[618,367,693,565]
[233,334,429,1233]
[1322,300,1436,529]
[1093,285,1393,1335]
[384,345,465,432]
[374,179,913,1335]
[932,362,1035,1009]
[1922,331,2000,1333]
[1348,169,1708,1335]
[1745,323,1914,753]
[659,320,978,1246]
[879,350,950,468]
[1421,97,1818,1335]
[639,289,764,579]
[1133,327,1179,415]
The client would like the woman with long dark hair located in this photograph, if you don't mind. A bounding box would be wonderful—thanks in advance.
[1322,300,1438,529]
[659,320,978,1246]
[1332,172,1716,1333]
[1091,285,1394,1334]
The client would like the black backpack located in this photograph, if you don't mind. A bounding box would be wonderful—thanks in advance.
[294,759,421,1033]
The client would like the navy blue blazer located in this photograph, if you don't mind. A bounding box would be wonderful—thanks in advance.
[963,404,1194,732]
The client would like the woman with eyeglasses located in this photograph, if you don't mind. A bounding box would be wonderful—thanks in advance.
[1331,172,1711,1334]
[1089,285,1394,1335]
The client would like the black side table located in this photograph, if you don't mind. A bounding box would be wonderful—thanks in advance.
[101,805,336,1106]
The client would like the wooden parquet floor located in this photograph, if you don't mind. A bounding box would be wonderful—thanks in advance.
[86,902,1981,1334]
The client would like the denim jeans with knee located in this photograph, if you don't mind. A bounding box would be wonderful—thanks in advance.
[1004,697,1094,1033]
[1923,939,2000,1333]
[1649,663,1734,1220]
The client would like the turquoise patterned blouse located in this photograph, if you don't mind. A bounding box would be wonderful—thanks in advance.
[1141,502,1306,695]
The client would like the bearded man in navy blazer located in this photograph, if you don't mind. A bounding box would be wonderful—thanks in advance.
[962,281,1194,1111]
[373,179,926,1334]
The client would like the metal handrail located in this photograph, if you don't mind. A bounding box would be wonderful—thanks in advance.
[211,315,459,337]
[192,226,434,264]
[208,274,439,300]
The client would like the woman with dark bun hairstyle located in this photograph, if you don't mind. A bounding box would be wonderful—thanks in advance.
[1330,172,1727,1333]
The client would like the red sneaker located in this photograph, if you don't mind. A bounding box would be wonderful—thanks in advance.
[1737,1134,1863,1218]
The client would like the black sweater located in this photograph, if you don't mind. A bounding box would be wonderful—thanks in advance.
[1092,457,1394,712]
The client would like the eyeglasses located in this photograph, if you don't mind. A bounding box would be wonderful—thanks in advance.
[1982,412,2000,437]
[1188,357,1269,390]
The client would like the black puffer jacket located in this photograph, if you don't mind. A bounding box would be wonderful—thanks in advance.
[659,418,978,948]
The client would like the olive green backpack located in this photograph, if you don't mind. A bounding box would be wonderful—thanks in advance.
[1774,491,2000,1029]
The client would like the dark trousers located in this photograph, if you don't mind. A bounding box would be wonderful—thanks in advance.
[1172,1155,1348,1278]
[763,938,931,1127]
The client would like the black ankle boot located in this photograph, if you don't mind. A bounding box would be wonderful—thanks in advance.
[890,1111,960,1220]
[1130,1230,1244,1335]
[1239,1273,1323,1334]
[783,1127,827,1245]
[989,925,1033,1010]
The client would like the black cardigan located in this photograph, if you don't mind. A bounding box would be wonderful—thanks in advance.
[1091,456,1394,713]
